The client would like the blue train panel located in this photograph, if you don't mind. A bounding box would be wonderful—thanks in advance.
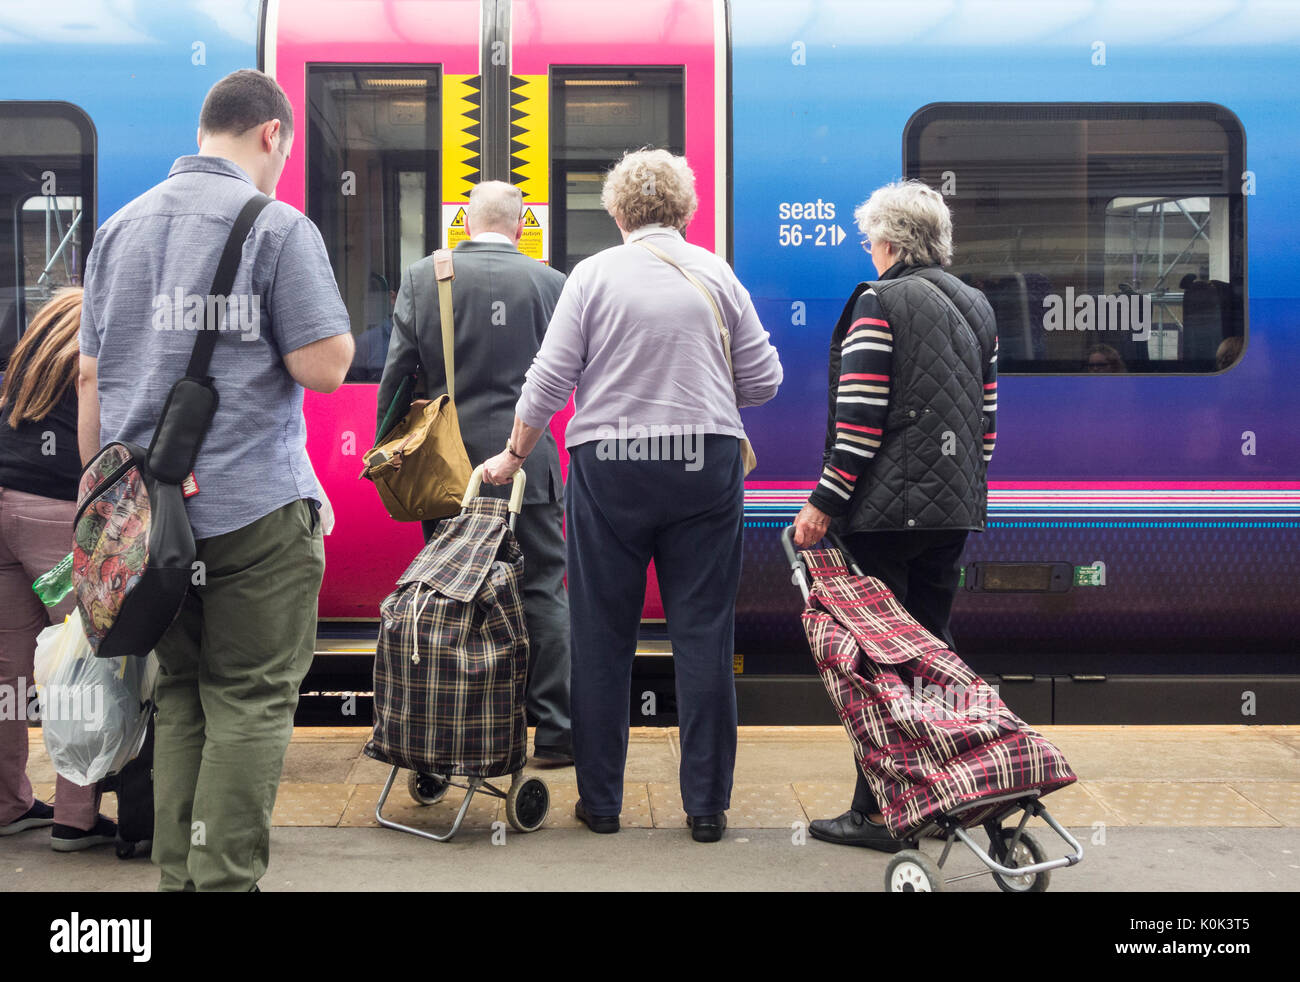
[730,0,1300,668]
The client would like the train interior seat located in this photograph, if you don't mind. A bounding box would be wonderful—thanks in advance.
[1181,278,1231,365]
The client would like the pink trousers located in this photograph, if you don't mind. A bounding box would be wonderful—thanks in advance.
[0,486,101,830]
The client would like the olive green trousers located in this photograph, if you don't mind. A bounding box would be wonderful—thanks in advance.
[152,499,323,892]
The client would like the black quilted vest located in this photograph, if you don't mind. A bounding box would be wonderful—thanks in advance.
[825,265,997,533]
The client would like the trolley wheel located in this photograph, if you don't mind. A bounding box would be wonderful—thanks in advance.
[991,829,1050,893]
[885,849,944,893]
[407,771,450,806]
[506,776,550,833]
[115,838,150,860]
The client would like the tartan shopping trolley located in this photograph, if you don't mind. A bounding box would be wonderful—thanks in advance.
[782,526,1084,892]
[364,466,549,841]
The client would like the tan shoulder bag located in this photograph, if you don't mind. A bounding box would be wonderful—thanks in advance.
[360,248,473,521]
[636,240,758,477]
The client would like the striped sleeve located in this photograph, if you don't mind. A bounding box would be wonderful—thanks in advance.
[809,288,892,517]
[983,335,998,464]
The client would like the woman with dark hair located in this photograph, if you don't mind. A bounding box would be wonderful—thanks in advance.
[0,288,117,851]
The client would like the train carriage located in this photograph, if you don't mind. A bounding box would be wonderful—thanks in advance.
[2,0,1297,723]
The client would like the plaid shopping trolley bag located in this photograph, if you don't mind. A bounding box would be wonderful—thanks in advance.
[364,468,549,840]
[782,530,1077,842]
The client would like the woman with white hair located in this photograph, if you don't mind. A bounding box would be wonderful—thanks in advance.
[792,179,999,853]
[483,149,782,842]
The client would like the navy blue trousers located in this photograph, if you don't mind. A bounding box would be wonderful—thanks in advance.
[565,435,744,817]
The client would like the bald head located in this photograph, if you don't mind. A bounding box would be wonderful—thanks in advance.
[466,181,524,241]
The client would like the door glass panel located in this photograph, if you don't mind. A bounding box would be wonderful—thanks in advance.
[550,68,684,273]
[306,68,440,382]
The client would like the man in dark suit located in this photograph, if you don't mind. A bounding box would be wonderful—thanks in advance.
[377,181,572,763]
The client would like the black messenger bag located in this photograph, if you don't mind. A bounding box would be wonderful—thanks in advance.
[72,194,271,658]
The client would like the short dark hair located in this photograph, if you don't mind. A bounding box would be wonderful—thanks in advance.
[199,69,294,143]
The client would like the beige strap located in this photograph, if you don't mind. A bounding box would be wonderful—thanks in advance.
[433,248,456,403]
[635,240,739,392]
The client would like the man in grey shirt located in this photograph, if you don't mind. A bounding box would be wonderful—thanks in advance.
[78,69,354,891]
[378,181,572,762]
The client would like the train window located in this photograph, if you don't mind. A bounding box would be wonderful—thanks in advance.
[904,104,1245,374]
[306,67,440,382]
[0,102,95,369]
[549,68,684,272]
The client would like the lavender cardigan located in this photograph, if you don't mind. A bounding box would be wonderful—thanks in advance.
[516,225,783,447]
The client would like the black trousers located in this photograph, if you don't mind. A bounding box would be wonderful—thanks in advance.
[839,528,970,814]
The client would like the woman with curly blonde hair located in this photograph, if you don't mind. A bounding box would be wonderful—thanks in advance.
[0,288,118,851]
[484,149,783,842]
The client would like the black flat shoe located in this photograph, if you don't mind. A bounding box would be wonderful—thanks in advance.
[51,815,118,853]
[0,799,54,836]
[686,812,727,843]
[808,809,914,853]
[574,799,619,834]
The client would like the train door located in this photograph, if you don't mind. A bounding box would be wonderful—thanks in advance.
[510,0,727,620]
[268,0,726,622]
[269,0,481,617]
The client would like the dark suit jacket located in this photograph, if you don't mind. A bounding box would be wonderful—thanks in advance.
[377,239,566,504]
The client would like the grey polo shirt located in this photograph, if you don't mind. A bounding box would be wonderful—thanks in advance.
[80,155,351,539]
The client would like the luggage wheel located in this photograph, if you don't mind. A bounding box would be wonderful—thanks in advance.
[407,770,450,805]
[989,828,1050,893]
[115,837,152,860]
[506,773,550,833]
[885,850,944,892]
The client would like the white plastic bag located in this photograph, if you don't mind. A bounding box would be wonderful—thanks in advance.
[34,610,156,786]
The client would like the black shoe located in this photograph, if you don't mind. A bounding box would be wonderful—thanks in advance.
[808,809,913,853]
[0,799,54,836]
[532,742,575,766]
[686,812,727,843]
[51,815,118,853]
[574,799,619,834]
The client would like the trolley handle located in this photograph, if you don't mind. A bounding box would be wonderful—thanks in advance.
[781,525,864,603]
[462,465,527,522]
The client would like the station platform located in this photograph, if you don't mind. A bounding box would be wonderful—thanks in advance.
[5,724,1299,892]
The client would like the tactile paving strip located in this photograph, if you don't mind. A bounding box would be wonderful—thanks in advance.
[1087,781,1281,827]
[271,784,355,827]
[1229,783,1300,825]
[21,727,1300,831]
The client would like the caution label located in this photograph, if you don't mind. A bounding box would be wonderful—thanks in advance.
[518,205,548,262]
[509,74,550,263]
[443,204,469,249]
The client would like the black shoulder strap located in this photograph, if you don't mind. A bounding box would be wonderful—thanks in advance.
[185,194,273,380]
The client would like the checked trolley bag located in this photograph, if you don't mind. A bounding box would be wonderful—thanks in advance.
[782,529,1077,842]
[364,466,550,841]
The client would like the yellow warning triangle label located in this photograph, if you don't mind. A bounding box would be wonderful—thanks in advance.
[450,207,467,227]
[522,207,540,228]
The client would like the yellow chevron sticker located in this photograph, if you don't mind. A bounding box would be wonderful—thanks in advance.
[508,75,549,203]
[442,75,483,203]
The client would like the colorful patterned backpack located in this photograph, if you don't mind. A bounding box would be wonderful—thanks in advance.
[72,195,270,658]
